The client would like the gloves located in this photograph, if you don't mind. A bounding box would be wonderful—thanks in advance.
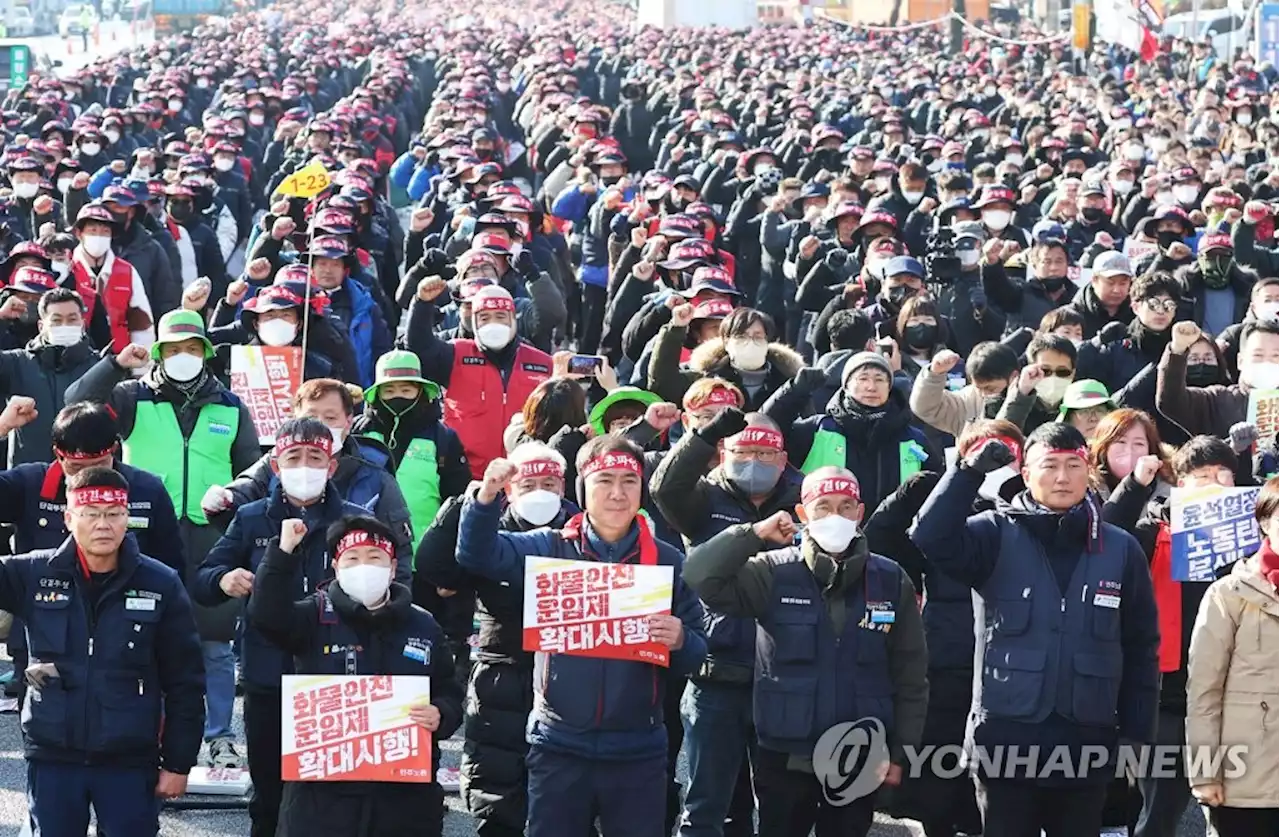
[794,366,828,393]
[420,248,448,276]
[514,249,537,278]
[824,248,851,272]
[968,285,987,312]
[963,439,1016,474]
[1097,321,1128,345]
[1228,422,1259,455]
[201,485,234,516]
[695,406,748,444]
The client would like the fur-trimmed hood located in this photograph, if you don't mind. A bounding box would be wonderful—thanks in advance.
[687,337,806,378]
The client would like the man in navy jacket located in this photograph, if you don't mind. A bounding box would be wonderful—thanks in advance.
[911,422,1159,837]
[457,435,707,837]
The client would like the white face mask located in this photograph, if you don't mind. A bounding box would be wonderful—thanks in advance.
[727,337,768,371]
[80,143,101,157]
[978,464,1018,502]
[806,514,859,555]
[329,426,346,450]
[214,157,235,173]
[983,210,1012,231]
[46,325,82,347]
[958,250,981,268]
[1173,185,1199,205]
[196,78,210,89]
[249,113,266,127]
[1155,190,1175,207]
[1149,137,1169,153]
[1112,178,1135,195]
[13,182,39,199]
[1124,144,1145,161]
[1256,301,1280,321]
[902,189,924,205]
[50,261,70,279]
[513,489,561,526]
[168,99,183,112]
[82,234,112,258]
[1035,375,1071,405]
[476,322,513,350]
[257,319,297,347]
[337,563,392,608]
[162,352,203,382]
[279,465,328,502]
[1004,154,1024,167]
[1242,361,1280,391]
[57,178,73,194]
[1237,112,1253,126]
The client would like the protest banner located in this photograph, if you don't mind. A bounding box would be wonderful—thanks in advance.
[522,556,674,666]
[1247,388,1279,441]
[282,675,432,782]
[1170,484,1262,582]
[229,345,303,445]
[1122,237,1158,263]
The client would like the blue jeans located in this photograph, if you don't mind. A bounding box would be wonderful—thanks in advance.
[202,640,235,741]
[678,680,756,837]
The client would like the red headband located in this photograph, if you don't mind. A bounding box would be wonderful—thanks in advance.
[580,451,643,480]
[968,435,1023,465]
[726,427,784,451]
[55,446,114,462]
[517,459,565,480]
[801,476,861,506]
[475,294,516,313]
[273,432,334,458]
[335,530,393,560]
[68,486,128,508]
[685,386,742,411]
[1029,445,1089,464]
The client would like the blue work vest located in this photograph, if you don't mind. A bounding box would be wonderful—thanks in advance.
[754,551,900,755]
[971,517,1127,728]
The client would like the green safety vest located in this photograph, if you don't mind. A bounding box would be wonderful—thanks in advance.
[364,432,441,555]
[798,424,925,484]
[122,398,239,526]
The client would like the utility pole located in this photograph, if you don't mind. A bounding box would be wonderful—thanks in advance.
[951,0,965,54]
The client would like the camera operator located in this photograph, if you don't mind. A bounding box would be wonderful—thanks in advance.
[927,220,1006,355]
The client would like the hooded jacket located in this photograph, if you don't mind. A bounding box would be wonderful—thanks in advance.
[1067,283,1135,340]
[648,324,805,413]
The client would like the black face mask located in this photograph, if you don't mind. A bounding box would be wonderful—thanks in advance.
[382,397,418,416]
[1081,207,1106,224]
[1036,275,1069,294]
[983,391,1006,419]
[1186,363,1221,387]
[902,323,938,350]
[1157,230,1181,249]
[884,284,917,308]
[600,174,623,187]
[168,201,193,223]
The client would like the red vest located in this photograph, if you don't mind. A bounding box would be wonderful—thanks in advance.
[444,339,552,479]
[1151,522,1182,673]
[72,255,135,353]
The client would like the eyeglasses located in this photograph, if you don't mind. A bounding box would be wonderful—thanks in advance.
[1142,298,1178,314]
[1038,366,1074,378]
[71,508,128,524]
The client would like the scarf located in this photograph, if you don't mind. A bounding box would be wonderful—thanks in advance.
[1128,317,1172,360]
[1261,539,1278,591]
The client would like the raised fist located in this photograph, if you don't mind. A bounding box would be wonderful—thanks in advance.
[630,225,648,250]
[182,279,211,312]
[1170,321,1201,355]
[32,195,54,216]
[280,519,308,554]
[799,235,821,260]
[1132,454,1162,487]
[71,172,91,191]
[115,343,151,370]
[201,485,234,515]
[417,276,448,303]
[643,402,681,433]
[1017,363,1046,395]
[670,302,696,328]
[219,568,254,598]
[246,258,273,283]
[225,279,250,306]
[753,510,798,545]
[1244,200,1272,224]
[409,207,435,233]
[930,349,961,376]
[271,216,297,241]
[964,439,1016,474]
[696,406,748,443]
[1165,241,1192,261]
[0,396,38,432]
[478,458,518,504]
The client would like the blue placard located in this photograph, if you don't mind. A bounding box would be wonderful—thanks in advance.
[1170,486,1262,582]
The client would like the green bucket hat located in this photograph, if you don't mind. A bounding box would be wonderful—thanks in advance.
[365,350,441,404]
[588,386,663,436]
[151,309,214,360]
[1057,379,1116,420]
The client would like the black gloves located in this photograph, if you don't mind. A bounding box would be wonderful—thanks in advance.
[793,366,828,393]
[514,249,537,278]
[695,406,748,444]
[963,439,1017,474]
